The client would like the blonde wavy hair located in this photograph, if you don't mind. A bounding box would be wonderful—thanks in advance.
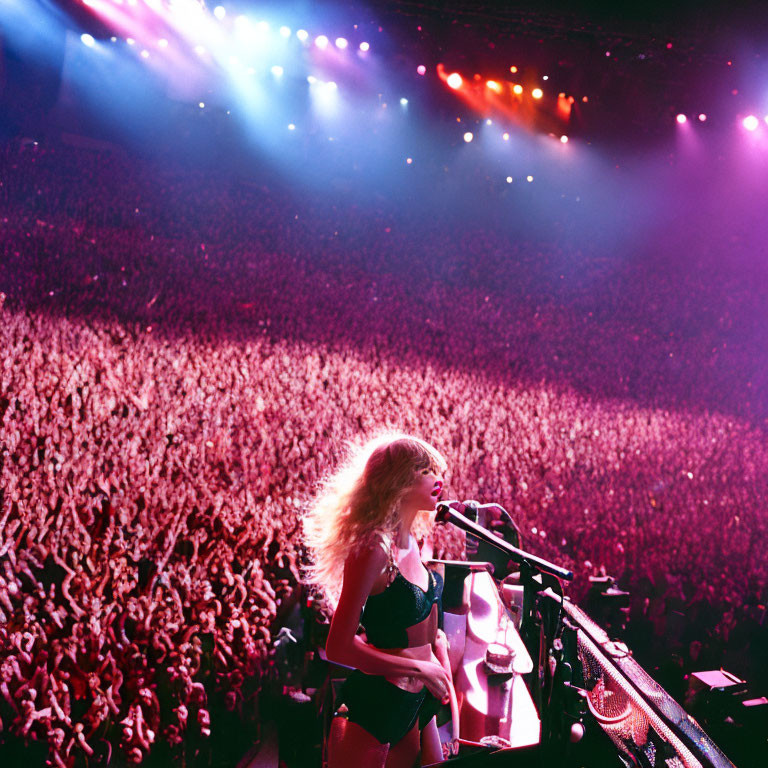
[303,433,447,601]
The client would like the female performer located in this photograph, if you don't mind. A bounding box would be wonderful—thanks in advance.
[304,434,458,767]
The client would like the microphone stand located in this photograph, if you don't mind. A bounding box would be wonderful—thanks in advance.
[436,501,573,726]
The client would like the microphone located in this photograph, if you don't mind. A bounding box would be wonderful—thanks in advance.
[436,500,573,582]
[434,500,469,523]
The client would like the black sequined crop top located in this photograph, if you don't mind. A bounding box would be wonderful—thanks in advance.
[360,566,444,649]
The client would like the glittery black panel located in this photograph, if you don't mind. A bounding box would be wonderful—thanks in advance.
[361,569,444,649]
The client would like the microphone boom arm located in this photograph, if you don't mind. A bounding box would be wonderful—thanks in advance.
[436,501,574,582]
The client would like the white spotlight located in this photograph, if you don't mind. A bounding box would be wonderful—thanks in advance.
[676,113,687,124]
[400,97,408,106]
[315,35,329,50]
[81,33,95,48]
[532,88,543,99]
[279,26,291,38]
[502,132,510,141]
[743,115,759,131]
[560,135,569,143]
[213,5,225,19]
[126,38,136,46]
[256,21,269,35]
[359,41,370,52]
[158,38,168,48]
[297,29,309,42]
[526,175,533,182]
[335,37,348,50]
[447,72,462,89]
[326,81,337,91]
[307,75,317,84]
[506,176,513,183]
[288,123,296,130]
[140,49,150,59]
[194,45,206,56]
[463,131,473,143]
[271,65,284,77]
[199,102,205,109]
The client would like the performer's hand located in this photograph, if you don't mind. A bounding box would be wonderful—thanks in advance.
[416,659,452,704]
[443,738,460,759]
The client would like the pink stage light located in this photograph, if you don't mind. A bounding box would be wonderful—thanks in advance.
[676,113,687,124]
[417,65,426,75]
[743,115,759,131]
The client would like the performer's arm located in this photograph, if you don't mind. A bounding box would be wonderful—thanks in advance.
[433,628,460,750]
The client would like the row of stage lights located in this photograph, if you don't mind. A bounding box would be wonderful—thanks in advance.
[442,70,768,135]
[79,3,373,54]
[80,32,370,54]
[78,21,767,141]
[77,32,571,153]
[443,71,553,102]
[677,113,768,131]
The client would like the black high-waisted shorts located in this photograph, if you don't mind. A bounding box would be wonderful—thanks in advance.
[334,670,441,746]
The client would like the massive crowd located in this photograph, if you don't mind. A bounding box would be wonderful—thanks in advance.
[1,141,766,766]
